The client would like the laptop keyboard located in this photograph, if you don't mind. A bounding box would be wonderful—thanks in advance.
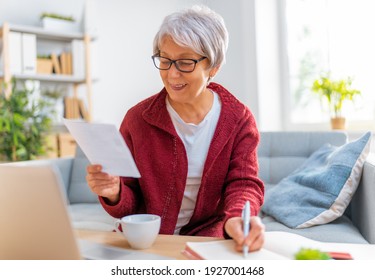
[78,239,174,260]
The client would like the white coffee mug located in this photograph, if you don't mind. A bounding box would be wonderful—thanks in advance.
[114,214,161,250]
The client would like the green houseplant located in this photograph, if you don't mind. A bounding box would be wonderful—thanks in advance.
[40,12,77,32]
[312,74,361,129]
[0,80,55,161]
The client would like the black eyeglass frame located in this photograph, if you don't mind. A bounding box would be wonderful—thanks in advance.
[151,55,207,73]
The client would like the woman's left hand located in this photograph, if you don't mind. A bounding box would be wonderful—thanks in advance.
[224,216,265,253]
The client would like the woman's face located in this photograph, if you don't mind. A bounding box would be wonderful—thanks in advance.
[158,36,218,105]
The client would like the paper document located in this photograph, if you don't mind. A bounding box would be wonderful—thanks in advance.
[63,118,140,177]
[183,231,375,260]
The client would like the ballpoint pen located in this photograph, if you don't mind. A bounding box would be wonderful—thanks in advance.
[242,201,250,258]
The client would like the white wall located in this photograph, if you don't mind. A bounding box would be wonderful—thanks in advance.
[254,0,282,131]
[0,0,85,26]
[92,0,261,127]
[1,0,266,128]
[91,0,193,126]
[206,0,260,124]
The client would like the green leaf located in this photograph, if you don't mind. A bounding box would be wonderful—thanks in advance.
[295,248,332,260]
[311,74,361,118]
[0,79,54,161]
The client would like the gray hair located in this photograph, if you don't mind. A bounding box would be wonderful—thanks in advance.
[153,5,229,69]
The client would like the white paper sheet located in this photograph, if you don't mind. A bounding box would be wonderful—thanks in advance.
[63,118,140,177]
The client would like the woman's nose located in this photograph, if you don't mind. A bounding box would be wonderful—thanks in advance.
[167,62,181,77]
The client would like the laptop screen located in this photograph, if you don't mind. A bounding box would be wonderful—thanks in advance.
[0,164,81,260]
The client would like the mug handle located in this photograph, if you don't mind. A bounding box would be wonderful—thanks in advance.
[114,219,123,236]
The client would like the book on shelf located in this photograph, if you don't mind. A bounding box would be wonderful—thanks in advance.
[0,31,22,74]
[64,96,89,120]
[59,51,73,75]
[21,33,36,74]
[60,52,68,75]
[78,98,89,121]
[64,96,80,119]
[182,231,375,260]
[51,53,61,74]
[71,39,85,79]
[66,52,72,75]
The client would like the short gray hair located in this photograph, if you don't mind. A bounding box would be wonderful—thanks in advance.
[153,5,229,69]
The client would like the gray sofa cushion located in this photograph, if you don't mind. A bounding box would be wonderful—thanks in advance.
[68,145,99,204]
[261,214,368,244]
[68,203,116,231]
[258,131,347,184]
[48,158,73,193]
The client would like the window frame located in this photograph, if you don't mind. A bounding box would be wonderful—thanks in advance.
[277,0,375,132]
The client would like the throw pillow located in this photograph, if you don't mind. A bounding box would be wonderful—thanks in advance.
[261,131,372,229]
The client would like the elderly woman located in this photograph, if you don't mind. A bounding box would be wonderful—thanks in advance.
[86,5,265,253]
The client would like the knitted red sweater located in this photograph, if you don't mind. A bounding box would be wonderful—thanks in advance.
[99,83,264,237]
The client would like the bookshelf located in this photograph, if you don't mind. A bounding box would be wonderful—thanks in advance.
[0,21,95,121]
[0,21,96,157]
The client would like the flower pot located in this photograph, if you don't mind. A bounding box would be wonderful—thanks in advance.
[330,117,346,130]
[42,18,79,32]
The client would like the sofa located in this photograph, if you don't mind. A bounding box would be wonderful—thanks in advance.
[258,131,374,244]
[13,131,375,244]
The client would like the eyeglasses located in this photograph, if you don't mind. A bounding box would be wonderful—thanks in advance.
[151,55,207,73]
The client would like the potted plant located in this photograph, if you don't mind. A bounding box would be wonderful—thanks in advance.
[40,12,78,32]
[311,74,361,129]
[0,79,55,161]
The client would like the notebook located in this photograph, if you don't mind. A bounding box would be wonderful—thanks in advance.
[0,164,172,260]
[182,231,375,260]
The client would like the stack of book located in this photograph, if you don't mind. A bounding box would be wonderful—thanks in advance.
[0,31,36,74]
[64,97,89,120]
[51,52,73,75]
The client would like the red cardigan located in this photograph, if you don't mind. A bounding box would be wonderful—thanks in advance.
[99,83,264,237]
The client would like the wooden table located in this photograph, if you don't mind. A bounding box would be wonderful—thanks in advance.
[76,230,221,260]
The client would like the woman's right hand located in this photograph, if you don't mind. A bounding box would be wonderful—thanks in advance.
[86,164,120,204]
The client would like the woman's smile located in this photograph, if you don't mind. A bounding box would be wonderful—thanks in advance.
[169,83,187,91]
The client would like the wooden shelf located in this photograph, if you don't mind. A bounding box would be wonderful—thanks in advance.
[0,73,86,83]
[8,23,96,42]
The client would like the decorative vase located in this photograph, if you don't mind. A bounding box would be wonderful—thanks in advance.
[330,117,346,130]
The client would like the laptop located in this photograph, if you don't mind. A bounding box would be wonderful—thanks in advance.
[0,164,172,260]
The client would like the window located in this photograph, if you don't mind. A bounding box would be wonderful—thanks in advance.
[283,0,375,129]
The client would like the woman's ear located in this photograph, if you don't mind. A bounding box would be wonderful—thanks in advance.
[209,66,220,78]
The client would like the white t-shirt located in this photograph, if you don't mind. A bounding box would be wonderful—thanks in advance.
[166,91,221,234]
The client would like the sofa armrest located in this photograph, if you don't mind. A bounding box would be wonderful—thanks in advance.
[47,157,74,192]
[351,154,375,244]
